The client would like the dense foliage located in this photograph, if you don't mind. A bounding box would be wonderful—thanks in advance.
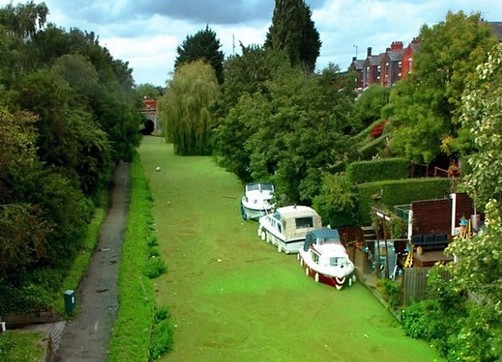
[214,63,355,204]
[402,43,502,362]
[0,2,142,315]
[345,158,410,184]
[174,25,225,85]
[388,11,497,164]
[265,0,321,72]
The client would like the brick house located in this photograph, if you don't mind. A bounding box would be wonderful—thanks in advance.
[401,37,420,80]
[362,47,384,89]
[380,41,405,87]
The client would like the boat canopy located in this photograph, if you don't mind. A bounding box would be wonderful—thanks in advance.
[303,228,341,251]
[246,182,274,191]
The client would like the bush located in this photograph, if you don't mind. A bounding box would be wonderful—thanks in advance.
[149,307,174,361]
[370,121,386,138]
[377,279,401,310]
[143,257,167,279]
[401,302,429,339]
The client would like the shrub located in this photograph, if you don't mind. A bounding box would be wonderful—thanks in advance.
[149,307,174,361]
[370,121,386,138]
[143,257,167,279]
[401,302,429,339]
[377,278,401,310]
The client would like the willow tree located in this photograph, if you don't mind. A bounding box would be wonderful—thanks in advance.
[160,60,220,155]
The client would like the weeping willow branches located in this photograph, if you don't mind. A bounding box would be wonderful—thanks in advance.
[160,60,220,155]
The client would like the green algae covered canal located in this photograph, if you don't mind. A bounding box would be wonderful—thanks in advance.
[139,136,442,362]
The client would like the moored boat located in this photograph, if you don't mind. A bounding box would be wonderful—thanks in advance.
[257,205,322,253]
[240,182,275,220]
[298,228,355,290]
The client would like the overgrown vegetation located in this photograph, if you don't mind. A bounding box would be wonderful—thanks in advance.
[0,2,141,316]
[0,330,44,362]
[108,153,172,362]
[377,279,401,310]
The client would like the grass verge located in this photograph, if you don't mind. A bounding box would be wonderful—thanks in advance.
[0,330,44,362]
[108,152,171,361]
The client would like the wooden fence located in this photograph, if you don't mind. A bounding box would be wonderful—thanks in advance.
[401,267,453,306]
[401,267,431,306]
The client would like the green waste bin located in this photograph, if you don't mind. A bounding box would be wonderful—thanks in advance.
[64,290,76,314]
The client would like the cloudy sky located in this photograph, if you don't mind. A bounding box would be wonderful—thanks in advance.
[2,0,501,87]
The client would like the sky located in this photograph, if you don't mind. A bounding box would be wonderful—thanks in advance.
[1,0,501,87]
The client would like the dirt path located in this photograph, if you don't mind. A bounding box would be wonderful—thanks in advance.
[55,161,130,362]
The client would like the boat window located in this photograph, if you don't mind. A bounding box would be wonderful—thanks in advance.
[330,257,349,268]
[310,251,319,263]
[261,183,274,191]
[295,217,313,229]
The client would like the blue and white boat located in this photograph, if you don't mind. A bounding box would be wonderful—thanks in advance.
[298,228,356,290]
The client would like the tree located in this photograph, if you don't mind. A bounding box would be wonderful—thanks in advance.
[159,60,220,155]
[265,0,321,72]
[449,42,502,301]
[0,1,48,39]
[222,44,286,110]
[402,43,502,362]
[215,61,356,204]
[389,11,497,163]
[174,26,225,84]
[135,83,163,99]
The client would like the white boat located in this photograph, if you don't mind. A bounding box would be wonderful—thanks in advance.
[257,205,322,253]
[298,228,356,290]
[240,182,275,220]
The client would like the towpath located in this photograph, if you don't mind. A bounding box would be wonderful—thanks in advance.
[54,161,130,361]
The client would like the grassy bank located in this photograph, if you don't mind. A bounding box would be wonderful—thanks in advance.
[0,330,44,362]
[108,153,156,361]
[138,136,443,362]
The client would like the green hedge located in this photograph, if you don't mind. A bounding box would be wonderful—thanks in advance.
[346,158,410,184]
[357,178,452,224]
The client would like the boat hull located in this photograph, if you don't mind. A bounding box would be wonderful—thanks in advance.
[240,202,272,220]
[298,250,355,290]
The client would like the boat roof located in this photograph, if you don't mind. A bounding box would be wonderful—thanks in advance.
[273,205,318,219]
[245,182,274,191]
[303,228,341,251]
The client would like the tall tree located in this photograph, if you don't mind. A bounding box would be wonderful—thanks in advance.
[174,26,225,84]
[216,63,354,204]
[265,0,321,72]
[415,42,502,362]
[388,11,497,163]
[160,60,220,155]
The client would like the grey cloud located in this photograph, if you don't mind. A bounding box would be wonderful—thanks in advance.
[131,0,274,25]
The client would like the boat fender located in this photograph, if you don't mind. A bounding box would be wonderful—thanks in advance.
[335,276,345,286]
[305,267,309,276]
[314,273,319,282]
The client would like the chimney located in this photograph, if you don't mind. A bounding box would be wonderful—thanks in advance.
[391,41,403,51]
[367,47,372,57]
[352,56,356,62]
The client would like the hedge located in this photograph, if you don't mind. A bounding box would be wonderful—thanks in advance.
[346,158,410,184]
[357,178,453,225]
